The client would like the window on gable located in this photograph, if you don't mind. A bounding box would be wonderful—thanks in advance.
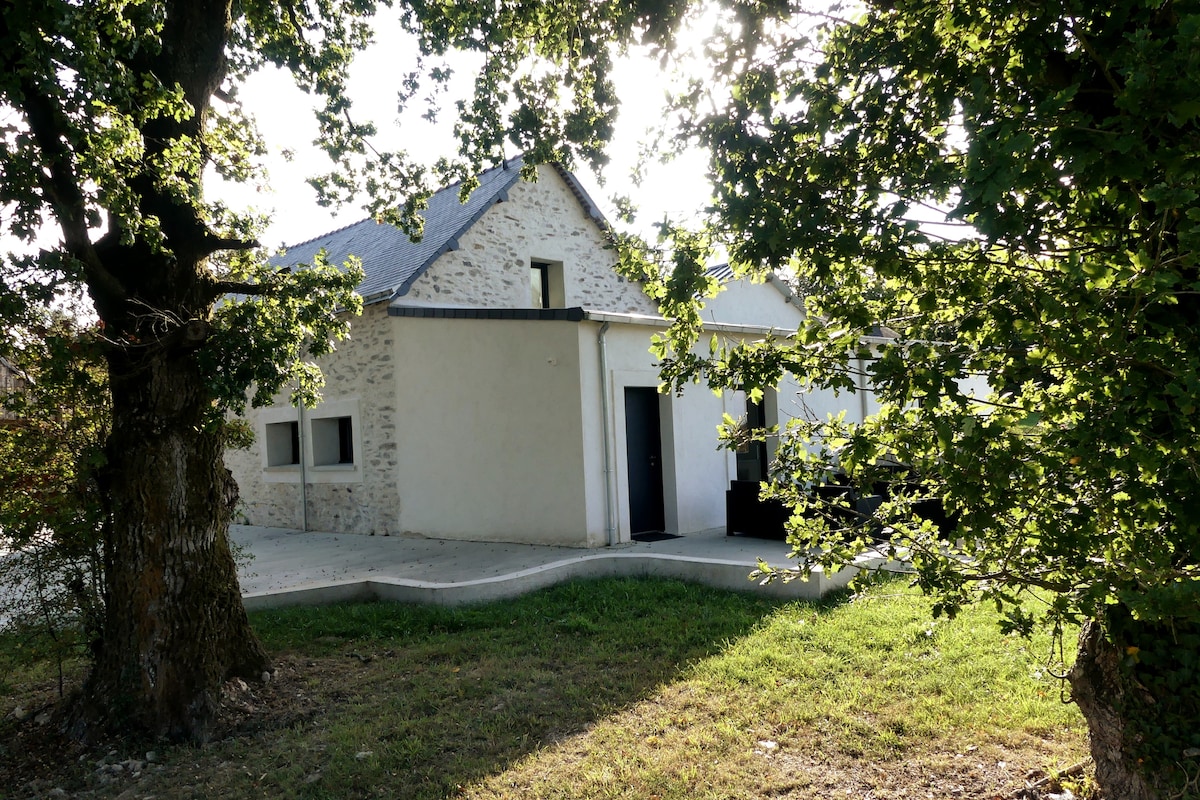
[531,262,550,308]
[312,415,355,466]
[265,420,300,466]
[530,260,564,308]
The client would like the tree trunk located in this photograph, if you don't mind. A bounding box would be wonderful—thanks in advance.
[73,346,269,742]
[1068,618,1166,800]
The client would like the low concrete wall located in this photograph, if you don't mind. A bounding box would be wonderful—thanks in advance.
[241,551,887,610]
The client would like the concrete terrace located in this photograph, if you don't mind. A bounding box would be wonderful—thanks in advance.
[233,525,864,611]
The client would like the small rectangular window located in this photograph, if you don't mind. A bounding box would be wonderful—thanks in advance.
[530,260,566,308]
[312,415,355,466]
[531,261,551,308]
[265,420,300,466]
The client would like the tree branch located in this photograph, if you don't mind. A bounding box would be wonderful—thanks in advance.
[17,78,127,305]
[1069,20,1123,95]
[282,0,309,47]
[205,280,272,297]
[200,234,261,256]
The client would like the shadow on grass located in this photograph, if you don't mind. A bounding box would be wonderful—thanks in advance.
[0,577,848,799]
[1,576,1087,800]
[230,577,822,800]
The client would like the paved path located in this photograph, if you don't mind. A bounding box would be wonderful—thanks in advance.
[232,525,861,609]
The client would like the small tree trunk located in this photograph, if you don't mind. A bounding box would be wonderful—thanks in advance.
[74,347,269,742]
[1068,618,1159,800]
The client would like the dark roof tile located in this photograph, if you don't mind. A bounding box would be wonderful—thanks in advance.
[705,263,735,282]
[278,159,526,303]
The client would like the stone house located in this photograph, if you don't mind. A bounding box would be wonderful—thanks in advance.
[0,355,30,426]
[225,159,882,546]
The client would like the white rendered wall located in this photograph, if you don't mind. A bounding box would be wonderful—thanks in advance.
[392,316,594,546]
[578,321,740,543]
[575,322,611,544]
[700,276,805,330]
[700,276,900,428]
[667,385,737,533]
[575,315,888,546]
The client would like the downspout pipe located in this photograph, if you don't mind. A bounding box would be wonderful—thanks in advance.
[857,355,869,423]
[598,321,617,547]
[298,399,309,532]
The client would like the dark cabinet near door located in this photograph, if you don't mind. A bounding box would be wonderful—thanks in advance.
[725,480,790,539]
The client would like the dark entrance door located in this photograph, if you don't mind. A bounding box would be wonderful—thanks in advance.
[624,387,666,534]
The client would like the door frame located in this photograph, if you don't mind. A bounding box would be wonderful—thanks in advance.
[610,371,677,542]
[623,386,666,534]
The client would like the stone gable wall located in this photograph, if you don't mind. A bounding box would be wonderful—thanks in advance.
[0,359,28,423]
[402,165,659,315]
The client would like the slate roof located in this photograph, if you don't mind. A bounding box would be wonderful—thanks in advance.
[278,158,609,305]
[0,354,28,383]
[705,263,735,282]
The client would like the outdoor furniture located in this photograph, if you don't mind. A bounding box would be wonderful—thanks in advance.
[725,480,790,539]
[725,479,881,540]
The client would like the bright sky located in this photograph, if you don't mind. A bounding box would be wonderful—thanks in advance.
[0,11,716,264]
[10,6,880,265]
[214,13,717,251]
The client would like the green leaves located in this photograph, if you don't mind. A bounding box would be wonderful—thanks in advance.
[203,250,364,415]
[0,317,108,648]
[624,0,1200,659]
[1,0,704,744]
[2,0,695,429]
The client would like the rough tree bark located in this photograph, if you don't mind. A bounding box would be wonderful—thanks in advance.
[71,342,270,742]
[1068,619,1160,800]
[59,0,273,741]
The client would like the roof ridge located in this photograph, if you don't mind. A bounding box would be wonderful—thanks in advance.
[427,156,522,202]
[282,215,372,250]
[549,163,610,233]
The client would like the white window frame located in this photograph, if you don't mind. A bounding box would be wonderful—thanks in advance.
[259,397,363,484]
[305,397,363,483]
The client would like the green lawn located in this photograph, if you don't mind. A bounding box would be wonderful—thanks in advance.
[0,577,1089,799]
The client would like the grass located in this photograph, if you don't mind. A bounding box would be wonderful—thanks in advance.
[0,577,1088,799]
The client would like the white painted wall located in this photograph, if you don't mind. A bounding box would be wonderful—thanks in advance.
[666,385,737,533]
[577,322,664,544]
[701,276,897,431]
[391,316,594,546]
[701,276,805,329]
[575,322,611,544]
[577,320,741,543]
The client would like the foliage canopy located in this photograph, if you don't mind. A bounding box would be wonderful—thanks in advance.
[0,320,107,691]
[617,2,1200,794]
[0,0,687,740]
[630,0,1200,635]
